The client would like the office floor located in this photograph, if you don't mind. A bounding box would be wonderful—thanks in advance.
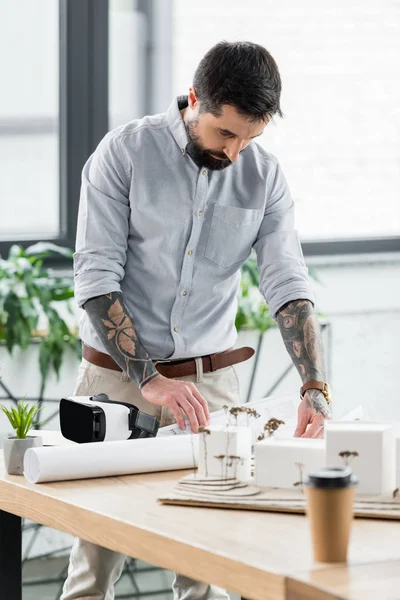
[23,556,174,600]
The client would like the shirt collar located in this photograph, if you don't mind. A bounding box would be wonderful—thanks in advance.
[166,96,190,154]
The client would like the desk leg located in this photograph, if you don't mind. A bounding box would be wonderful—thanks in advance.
[0,510,22,600]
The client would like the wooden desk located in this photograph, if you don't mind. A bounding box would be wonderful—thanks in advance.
[287,560,400,600]
[1,450,399,600]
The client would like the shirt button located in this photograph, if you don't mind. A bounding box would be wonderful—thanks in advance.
[173,327,179,333]
[181,148,185,155]
[182,290,187,296]
[202,170,207,176]
[198,210,203,217]
[188,250,193,256]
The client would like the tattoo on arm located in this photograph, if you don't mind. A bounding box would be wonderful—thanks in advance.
[304,389,330,418]
[276,300,326,383]
[276,300,330,417]
[84,292,159,390]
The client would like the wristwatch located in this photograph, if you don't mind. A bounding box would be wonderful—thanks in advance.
[300,380,332,406]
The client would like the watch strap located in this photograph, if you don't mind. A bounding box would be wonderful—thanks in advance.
[300,380,332,405]
[301,380,325,395]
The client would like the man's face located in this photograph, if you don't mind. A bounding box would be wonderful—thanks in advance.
[184,93,268,171]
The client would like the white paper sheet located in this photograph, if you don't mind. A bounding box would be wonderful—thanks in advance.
[24,434,199,484]
[158,394,364,443]
[158,393,300,443]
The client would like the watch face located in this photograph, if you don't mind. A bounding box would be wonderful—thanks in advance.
[323,384,332,404]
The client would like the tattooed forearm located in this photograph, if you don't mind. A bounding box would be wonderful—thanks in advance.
[84,292,159,390]
[304,389,330,418]
[276,300,326,384]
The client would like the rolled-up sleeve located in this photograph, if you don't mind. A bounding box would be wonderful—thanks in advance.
[253,158,315,319]
[73,132,131,308]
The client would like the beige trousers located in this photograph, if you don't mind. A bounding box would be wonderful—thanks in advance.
[60,357,241,600]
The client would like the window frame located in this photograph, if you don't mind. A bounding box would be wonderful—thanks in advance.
[302,236,400,257]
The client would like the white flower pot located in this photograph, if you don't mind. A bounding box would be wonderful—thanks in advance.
[3,436,43,475]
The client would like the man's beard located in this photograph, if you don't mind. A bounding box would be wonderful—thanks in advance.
[185,119,232,171]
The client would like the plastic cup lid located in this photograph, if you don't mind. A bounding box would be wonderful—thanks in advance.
[304,466,359,489]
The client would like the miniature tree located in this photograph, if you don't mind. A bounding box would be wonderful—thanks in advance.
[198,426,211,477]
[222,405,260,427]
[190,432,197,478]
[293,461,305,494]
[226,455,244,480]
[257,418,285,441]
[215,454,226,481]
[218,406,260,478]
[338,451,359,467]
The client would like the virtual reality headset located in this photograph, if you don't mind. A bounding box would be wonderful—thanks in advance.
[60,393,159,443]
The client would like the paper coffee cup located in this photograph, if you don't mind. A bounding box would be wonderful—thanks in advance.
[304,466,358,563]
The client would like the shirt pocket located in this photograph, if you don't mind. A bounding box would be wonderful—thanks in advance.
[205,204,262,268]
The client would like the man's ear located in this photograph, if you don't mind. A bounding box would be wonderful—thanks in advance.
[188,87,198,109]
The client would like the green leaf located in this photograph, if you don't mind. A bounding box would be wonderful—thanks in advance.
[25,242,73,259]
[39,343,51,384]
[50,288,75,302]
[8,245,24,260]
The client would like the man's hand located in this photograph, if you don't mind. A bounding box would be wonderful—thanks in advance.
[294,389,331,439]
[141,374,210,433]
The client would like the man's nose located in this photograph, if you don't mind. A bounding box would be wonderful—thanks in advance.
[223,140,244,163]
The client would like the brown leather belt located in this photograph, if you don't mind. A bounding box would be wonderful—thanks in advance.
[82,343,254,379]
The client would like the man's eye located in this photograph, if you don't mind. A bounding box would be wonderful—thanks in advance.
[219,131,232,138]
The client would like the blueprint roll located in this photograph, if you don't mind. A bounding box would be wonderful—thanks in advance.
[23,434,199,484]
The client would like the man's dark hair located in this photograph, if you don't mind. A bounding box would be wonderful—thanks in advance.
[193,41,283,123]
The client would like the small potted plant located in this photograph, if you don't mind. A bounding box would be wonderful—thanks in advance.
[1,400,44,475]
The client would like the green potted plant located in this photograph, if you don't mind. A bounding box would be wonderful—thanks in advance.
[0,399,44,475]
[0,242,81,387]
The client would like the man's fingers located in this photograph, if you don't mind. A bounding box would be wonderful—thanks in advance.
[169,403,186,430]
[294,413,308,437]
[178,398,205,433]
[190,387,210,423]
[301,417,324,439]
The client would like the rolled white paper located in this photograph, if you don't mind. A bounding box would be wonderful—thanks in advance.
[24,435,199,484]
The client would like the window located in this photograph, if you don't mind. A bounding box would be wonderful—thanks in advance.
[172,0,400,252]
[0,0,59,240]
[0,0,109,262]
[1,1,398,257]
[109,0,147,128]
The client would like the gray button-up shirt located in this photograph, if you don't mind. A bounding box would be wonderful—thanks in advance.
[74,97,314,360]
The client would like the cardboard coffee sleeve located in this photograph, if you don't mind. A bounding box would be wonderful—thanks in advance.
[304,466,358,563]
